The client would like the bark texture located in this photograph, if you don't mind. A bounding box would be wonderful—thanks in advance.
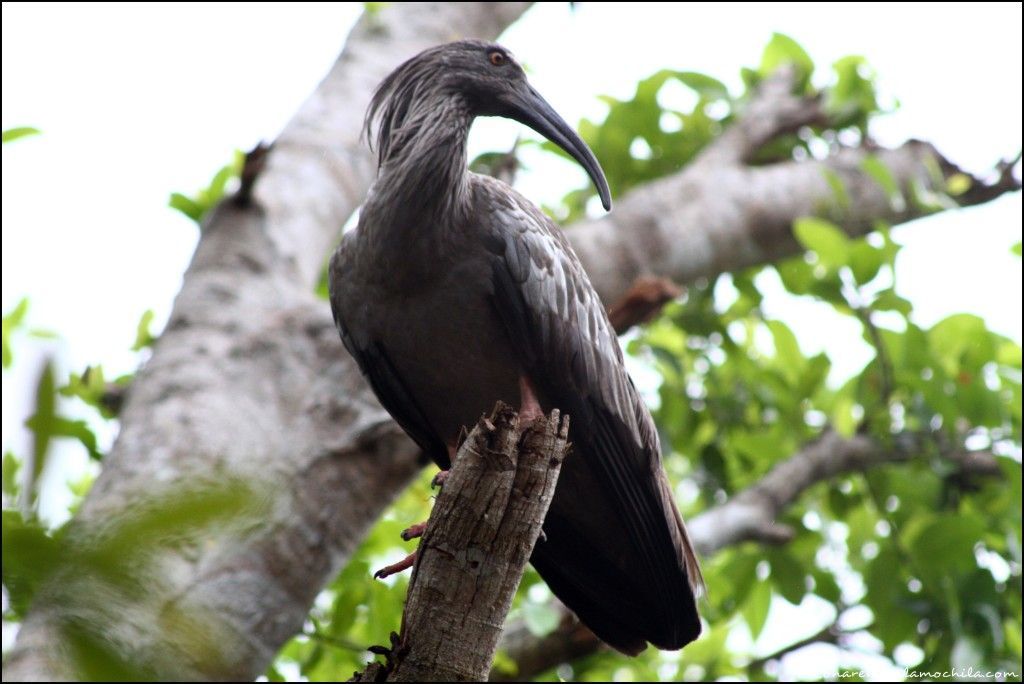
[4,4,1019,682]
[351,405,568,682]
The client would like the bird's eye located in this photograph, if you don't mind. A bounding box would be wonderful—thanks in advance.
[488,51,507,67]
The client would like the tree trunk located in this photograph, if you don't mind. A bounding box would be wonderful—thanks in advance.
[2,4,530,681]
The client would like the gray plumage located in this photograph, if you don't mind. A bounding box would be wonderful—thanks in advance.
[329,40,701,654]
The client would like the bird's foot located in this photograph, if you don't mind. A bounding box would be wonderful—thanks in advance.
[374,551,416,580]
[518,375,545,425]
[367,631,404,675]
[431,469,450,489]
[400,521,428,541]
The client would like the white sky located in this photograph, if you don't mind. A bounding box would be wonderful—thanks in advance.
[1,2,1021,678]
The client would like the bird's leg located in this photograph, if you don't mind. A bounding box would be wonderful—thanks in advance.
[383,443,457,580]
[430,443,458,489]
[378,392,542,580]
[518,374,545,425]
[374,551,416,580]
[400,521,428,541]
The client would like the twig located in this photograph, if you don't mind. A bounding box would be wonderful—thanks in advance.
[747,618,876,671]
[854,304,894,409]
[303,629,367,653]
[747,623,839,671]
[606,276,683,334]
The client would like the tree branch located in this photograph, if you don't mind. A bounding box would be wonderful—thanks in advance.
[3,4,531,681]
[746,621,844,672]
[350,404,567,682]
[491,431,1002,680]
[606,276,683,333]
[567,72,1020,306]
[695,66,826,168]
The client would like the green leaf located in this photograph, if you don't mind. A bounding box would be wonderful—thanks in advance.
[928,314,994,374]
[714,549,759,610]
[862,547,916,650]
[1006,620,1023,660]
[871,289,913,316]
[768,549,807,604]
[822,169,850,209]
[1,510,62,616]
[834,395,859,436]
[1012,241,1022,258]
[996,339,1022,368]
[674,71,730,100]
[24,414,103,462]
[793,217,850,270]
[61,365,106,408]
[732,426,791,465]
[490,650,518,677]
[945,173,972,196]
[776,258,815,294]
[265,664,287,682]
[810,568,841,603]
[2,451,20,498]
[742,579,772,640]
[861,155,901,203]
[363,2,389,16]
[827,56,881,130]
[796,353,831,399]
[769,317,804,360]
[845,504,878,555]
[905,512,985,584]
[168,192,204,222]
[767,320,807,388]
[740,66,762,90]
[759,33,814,86]
[29,328,59,339]
[132,309,156,351]
[169,151,243,224]
[2,297,30,368]
[2,126,41,144]
[849,241,884,285]
[26,359,57,505]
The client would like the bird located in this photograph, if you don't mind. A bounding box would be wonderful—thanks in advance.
[328,40,701,655]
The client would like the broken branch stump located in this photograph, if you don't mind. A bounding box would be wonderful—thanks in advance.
[350,402,569,682]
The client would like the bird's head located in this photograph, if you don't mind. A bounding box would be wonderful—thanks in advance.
[366,40,612,211]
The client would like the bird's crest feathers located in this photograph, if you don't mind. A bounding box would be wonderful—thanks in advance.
[364,39,500,166]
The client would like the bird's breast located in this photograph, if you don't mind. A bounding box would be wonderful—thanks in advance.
[356,253,523,445]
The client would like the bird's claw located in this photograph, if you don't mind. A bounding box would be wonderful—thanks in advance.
[367,631,403,671]
[401,521,428,541]
[373,551,416,580]
[431,470,450,489]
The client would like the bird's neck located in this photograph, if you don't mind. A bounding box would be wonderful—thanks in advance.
[364,97,473,238]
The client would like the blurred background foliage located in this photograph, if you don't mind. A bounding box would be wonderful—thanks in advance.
[3,32,1021,682]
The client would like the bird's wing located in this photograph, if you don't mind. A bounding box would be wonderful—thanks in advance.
[328,236,448,465]
[478,178,701,652]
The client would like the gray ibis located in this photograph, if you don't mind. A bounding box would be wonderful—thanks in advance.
[328,40,701,654]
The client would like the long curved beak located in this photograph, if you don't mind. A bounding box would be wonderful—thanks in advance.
[502,84,612,211]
